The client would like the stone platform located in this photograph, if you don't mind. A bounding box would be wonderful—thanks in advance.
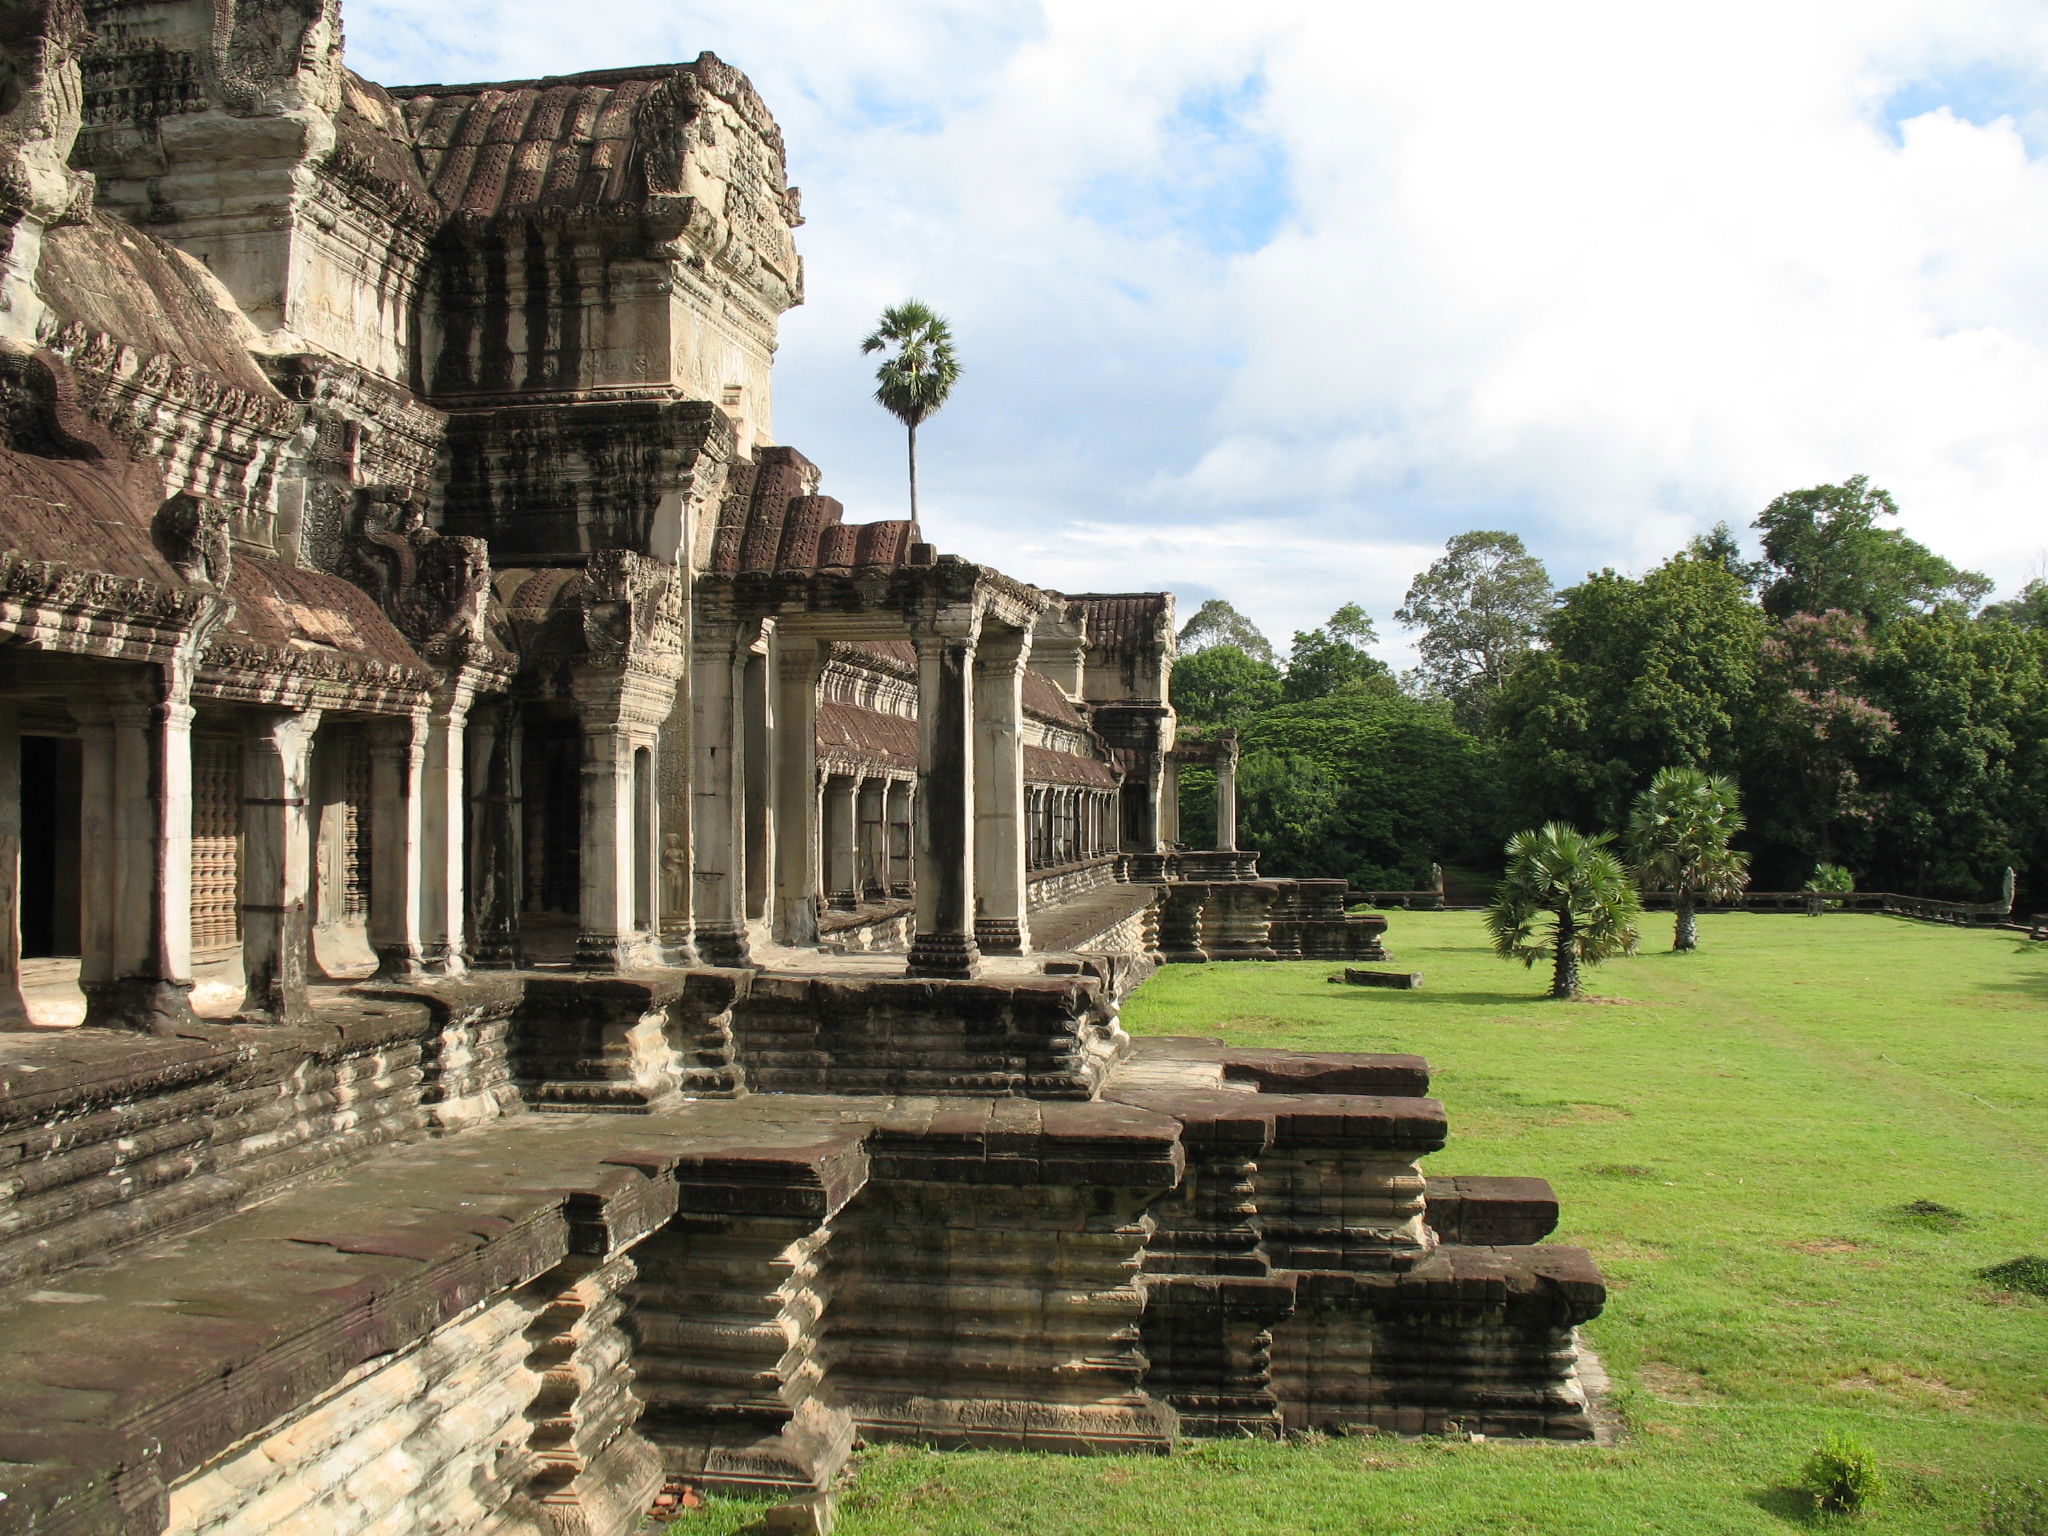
[0,974,1602,1536]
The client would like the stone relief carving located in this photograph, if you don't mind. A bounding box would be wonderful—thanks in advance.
[347,483,490,652]
[153,489,233,586]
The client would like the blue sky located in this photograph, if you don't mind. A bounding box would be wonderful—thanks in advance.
[350,0,2048,663]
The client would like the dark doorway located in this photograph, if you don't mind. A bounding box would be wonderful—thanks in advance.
[20,735,81,958]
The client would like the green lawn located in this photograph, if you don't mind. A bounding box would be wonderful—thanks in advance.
[680,914,2048,1535]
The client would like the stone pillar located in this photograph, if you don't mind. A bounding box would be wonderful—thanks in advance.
[886,778,914,897]
[71,686,200,1031]
[973,629,1030,955]
[691,627,750,966]
[1158,756,1180,849]
[772,638,824,946]
[467,699,524,969]
[573,685,655,971]
[909,610,981,979]
[419,681,476,975]
[822,774,859,909]
[0,703,22,1027]
[742,642,774,926]
[238,710,322,1025]
[856,776,887,899]
[366,715,429,981]
[656,675,697,969]
[1216,730,1240,854]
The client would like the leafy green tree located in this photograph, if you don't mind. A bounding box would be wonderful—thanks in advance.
[860,300,960,522]
[1981,579,2048,631]
[1852,612,2048,897]
[1746,610,1895,871]
[1229,691,1496,887]
[1395,530,1554,729]
[1485,824,1643,999]
[1685,521,1764,593]
[1627,767,1750,951]
[1494,553,1765,829]
[1754,475,1990,625]
[1178,598,1275,664]
[1169,643,1282,730]
[1283,603,1390,703]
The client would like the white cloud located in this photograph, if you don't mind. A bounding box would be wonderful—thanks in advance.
[348,0,2048,645]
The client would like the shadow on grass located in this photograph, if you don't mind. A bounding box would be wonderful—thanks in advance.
[1328,987,1557,1008]
[1748,1485,1818,1526]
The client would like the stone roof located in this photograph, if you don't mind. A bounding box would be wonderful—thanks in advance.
[839,639,917,674]
[1022,669,1083,727]
[221,553,427,672]
[1061,593,1173,657]
[817,700,917,769]
[708,447,922,574]
[1025,745,1118,788]
[391,54,784,226]
[36,214,280,401]
[0,440,176,587]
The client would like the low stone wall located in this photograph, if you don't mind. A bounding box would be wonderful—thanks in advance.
[727,975,1126,1097]
[1026,856,1123,913]
[1153,879,1388,965]
[0,985,520,1291]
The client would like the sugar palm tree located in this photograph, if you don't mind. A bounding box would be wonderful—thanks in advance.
[860,300,960,523]
[1486,823,1643,999]
[1628,767,1751,951]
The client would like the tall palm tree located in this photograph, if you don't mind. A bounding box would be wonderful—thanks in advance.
[1486,823,1643,999]
[860,300,960,523]
[1628,767,1751,951]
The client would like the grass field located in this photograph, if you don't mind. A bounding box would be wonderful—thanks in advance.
[677,913,2048,1534]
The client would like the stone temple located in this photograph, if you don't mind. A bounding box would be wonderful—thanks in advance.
[0,4,1604,1532]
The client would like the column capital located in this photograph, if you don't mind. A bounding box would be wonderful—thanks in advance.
[911,603,982,650]
[974,622,1033,671]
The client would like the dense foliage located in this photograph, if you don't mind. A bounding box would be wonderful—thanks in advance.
[1176,477,2048,908]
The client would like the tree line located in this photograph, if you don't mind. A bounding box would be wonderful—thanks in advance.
[1172,477,2048,907]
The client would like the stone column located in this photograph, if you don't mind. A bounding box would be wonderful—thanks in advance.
[886,778,914,897]
[822,774,859,909]
[366,715,429,981]
[1157,756,1179,849]
[657,673,697,969]
[419,680,477,975]
[466,699,524,969]
[972,628,1030,955]
[71,685,199,1031]
[691,626,750,966]
[238,710,322,1025]
[857,776,887,899]
[0,703,22,1027]
[772,637,825,946]
[742,642,774,927]
[909,610,981,978]
[1215,729,1240,853]
[573,685,652,971]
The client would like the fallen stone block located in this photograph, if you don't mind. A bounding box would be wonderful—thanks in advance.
[1335,969,1423,989]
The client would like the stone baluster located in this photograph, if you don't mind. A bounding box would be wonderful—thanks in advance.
[908,608,981,979]
[772,637,824,945]
[973,626,1030,956]
[238,710,323,1026]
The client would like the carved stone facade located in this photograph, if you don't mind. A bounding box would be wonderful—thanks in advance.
[0,7,1602,1535]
